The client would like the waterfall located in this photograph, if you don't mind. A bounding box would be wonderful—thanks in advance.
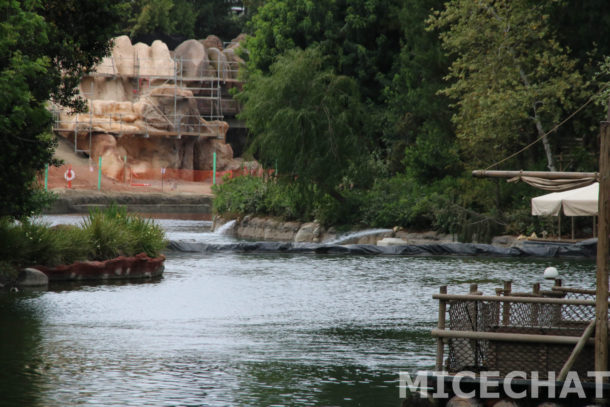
[325,228,392,245]
[215,219,236,235]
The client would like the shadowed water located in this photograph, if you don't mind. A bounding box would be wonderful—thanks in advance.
[0,216,596,406]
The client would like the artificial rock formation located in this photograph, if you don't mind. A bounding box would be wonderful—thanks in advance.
[55,34,247,181]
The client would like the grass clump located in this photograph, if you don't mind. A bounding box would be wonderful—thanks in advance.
[82,204,167,260]
[0,204,167,282]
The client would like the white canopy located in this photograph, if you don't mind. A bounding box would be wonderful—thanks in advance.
[531,182,599,216]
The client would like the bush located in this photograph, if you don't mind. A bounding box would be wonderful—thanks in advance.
[0,205,167,280]
[212,172,539,242]
[213,175,315,221]
[81,204,167,260]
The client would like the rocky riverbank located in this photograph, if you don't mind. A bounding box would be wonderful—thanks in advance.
[212,215,511,246]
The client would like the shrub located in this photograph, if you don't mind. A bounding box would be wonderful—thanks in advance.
[81,204,167,259]
[213,175,315,221]
[0,205,167,280]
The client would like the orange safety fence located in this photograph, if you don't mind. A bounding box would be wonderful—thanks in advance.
[40,163,274,194]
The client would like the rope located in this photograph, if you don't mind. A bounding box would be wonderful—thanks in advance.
[485,85,608,170]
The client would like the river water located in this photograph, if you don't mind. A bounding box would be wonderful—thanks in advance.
[0,216,596,406]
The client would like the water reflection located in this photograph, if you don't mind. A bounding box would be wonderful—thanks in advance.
[0,294,45,407]
[0,217,597,406]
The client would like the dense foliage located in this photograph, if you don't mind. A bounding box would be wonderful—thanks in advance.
[126,0,245,42]
[0,0,122,219]
[237,47,368,202]
[428,0,586,172]
[0,206,167,282]
[222,0,609,239]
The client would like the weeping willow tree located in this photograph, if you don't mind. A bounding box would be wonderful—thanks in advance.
[237,46,368,203]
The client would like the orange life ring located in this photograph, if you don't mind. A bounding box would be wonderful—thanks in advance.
[64,168,75,181]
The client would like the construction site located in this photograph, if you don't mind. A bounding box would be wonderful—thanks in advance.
[48,34,256,194]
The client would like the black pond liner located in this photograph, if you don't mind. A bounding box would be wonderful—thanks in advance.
[167,238,598,258]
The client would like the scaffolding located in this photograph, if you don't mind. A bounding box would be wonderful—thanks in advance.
[52,55,242,154]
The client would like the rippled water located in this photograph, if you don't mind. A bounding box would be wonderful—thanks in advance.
[0,217,596,406]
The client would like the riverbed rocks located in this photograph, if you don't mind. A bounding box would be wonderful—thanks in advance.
[15,268,49,287]
[213,216,462,244]
[294,222,321,243]
[377,237,408,246]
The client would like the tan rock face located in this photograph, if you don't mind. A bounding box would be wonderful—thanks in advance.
[174,39,209,78]
[201,35,223,51]
[195,138,239,171]
[113,35,137,76]
[207,47,229,80]
[223,49,243,79]
[56,35,249,181]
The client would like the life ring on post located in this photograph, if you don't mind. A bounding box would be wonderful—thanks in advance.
[64,167,75,182]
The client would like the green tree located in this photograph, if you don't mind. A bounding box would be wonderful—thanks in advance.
[130,0,178,38]
[245,0,403,104]
[237,47,367,202]
[0,0,122,219]
[383,0,460,180]
[127,0,243,41]
[428,0,585,171]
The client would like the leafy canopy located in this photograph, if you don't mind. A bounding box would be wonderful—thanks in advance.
[127,0,244,41]
[428,0,585,170]
[0,0,122,219]
[238,47,367,201]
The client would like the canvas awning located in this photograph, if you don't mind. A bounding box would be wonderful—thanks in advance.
[531,182,599,216]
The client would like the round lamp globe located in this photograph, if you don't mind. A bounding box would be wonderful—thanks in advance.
[543,266,559,280]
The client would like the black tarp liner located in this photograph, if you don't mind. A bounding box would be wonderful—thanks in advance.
[167,239,598,258]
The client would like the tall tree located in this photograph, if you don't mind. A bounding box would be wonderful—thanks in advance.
[237,47,367,202]
[428,0,585,171]
[383,0,460,179]
[127,0,243,42]
[129,0,179,38]
[245,0,403,106]
[0,0,122,218]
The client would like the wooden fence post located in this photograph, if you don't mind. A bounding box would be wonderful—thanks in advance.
[436,286,448,371]
[595,118,610,373]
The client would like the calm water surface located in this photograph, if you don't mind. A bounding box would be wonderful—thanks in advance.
[0,216,596,406]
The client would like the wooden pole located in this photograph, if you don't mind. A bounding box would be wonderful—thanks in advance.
[558,320,596,381]
[595,119,610,373]
[502,281,512,326]
[433,293,596,306]
[431,329,594,345]
[472,170,598,179]
[436,285,447,371]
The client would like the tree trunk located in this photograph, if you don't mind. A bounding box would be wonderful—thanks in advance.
[326,187,346,204]
[534,111,557,172]
[519,68,556,171]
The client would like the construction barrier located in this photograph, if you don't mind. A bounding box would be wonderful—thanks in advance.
[40,162,273,194]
